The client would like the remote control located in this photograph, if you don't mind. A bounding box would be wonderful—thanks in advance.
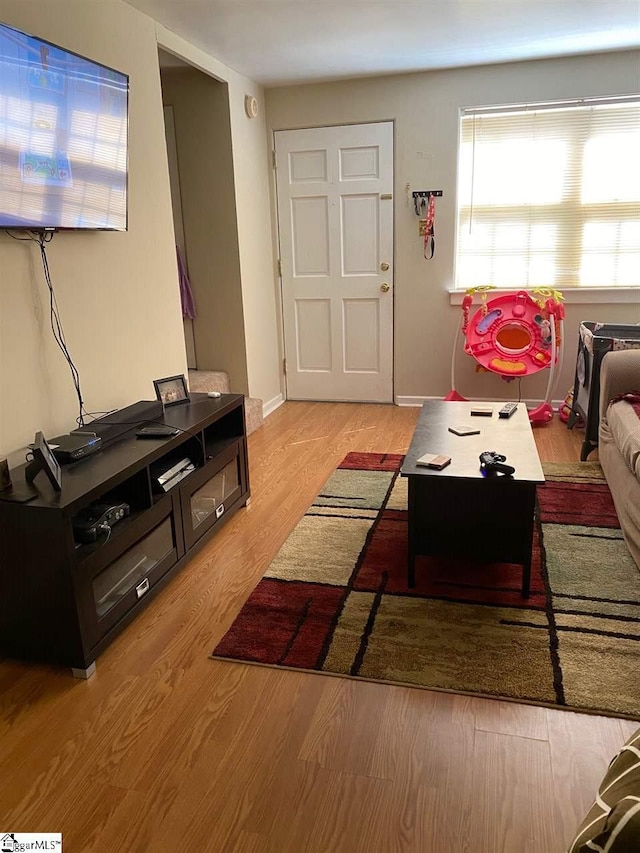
[136,425,179,438]
[498,402,518,419]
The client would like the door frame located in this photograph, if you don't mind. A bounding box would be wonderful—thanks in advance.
[273,119,396,403]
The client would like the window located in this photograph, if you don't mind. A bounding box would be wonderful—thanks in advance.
[455,98,640,290]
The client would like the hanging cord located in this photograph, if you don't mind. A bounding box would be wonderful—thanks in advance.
[38,234,87,427]
[6,229,87,426]
[423,193,436,259]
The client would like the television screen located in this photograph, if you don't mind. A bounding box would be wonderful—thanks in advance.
[0,23,128,230]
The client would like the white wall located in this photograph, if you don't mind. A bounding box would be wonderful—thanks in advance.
[266,51,640,402]
[0,0,185,462]
[0,0,282,467]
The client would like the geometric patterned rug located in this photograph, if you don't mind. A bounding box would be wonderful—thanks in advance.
[212,453,640,719]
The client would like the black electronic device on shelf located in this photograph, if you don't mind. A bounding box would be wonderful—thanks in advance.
[151,457,196,492]
[0,395,249,676]
[73,400,164,449]
[73,502,130,543]
[136,425,179,439]
[50,432,102,464]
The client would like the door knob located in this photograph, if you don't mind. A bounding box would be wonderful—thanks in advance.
[380,262,390,271]
[380,282,390,293]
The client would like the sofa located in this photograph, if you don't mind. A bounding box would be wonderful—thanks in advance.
[568,727,640,852]
[598,348,640,571]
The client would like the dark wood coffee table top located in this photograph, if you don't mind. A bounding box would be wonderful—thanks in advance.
[401,401,545,483]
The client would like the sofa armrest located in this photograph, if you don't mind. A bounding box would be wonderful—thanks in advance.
[568,728,640,852]
[599,349,640,424]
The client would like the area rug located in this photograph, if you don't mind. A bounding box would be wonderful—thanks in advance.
[212,453,640,718]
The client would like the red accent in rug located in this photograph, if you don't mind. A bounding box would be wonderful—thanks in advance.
[214,451,564,667]
[338,451,404,472]
[214,579,345,668]
[537,480,618,528]
[211,452,638,720]
[353,513,546,607]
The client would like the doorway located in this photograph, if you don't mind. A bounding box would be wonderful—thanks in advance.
[158,50,249,395]
[275,122,394,402]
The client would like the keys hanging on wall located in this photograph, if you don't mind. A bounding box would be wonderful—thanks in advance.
[412,191,442,259]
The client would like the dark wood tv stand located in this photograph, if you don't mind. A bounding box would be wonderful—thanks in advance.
[0,394,249,677]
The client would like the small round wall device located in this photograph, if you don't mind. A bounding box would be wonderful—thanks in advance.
[244,94,258,119]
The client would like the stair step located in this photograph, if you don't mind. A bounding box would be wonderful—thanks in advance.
[188,369,263,435]
[188,370,230,394]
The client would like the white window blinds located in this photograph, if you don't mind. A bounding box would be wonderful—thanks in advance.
[455,98,640,290]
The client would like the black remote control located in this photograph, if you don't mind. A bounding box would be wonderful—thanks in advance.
[136,425,179,438]
[498,402,518,419]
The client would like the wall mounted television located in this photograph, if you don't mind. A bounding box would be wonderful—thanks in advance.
[0,22,129,231]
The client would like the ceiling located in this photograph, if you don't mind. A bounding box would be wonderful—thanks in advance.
[128,0,640,86]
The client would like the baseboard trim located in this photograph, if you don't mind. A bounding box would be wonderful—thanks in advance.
[395,395,565,409]
[263,394,285,418]
[395,395,443,407]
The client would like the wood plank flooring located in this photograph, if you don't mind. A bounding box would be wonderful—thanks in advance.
[0,402,633,853]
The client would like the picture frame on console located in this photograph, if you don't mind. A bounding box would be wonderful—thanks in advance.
[153,374,190,408]
[25,432,63,492]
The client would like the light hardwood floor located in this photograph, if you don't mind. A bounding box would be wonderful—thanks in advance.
[0,403,635,853]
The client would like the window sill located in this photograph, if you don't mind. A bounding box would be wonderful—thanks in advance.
[449,287,640,306]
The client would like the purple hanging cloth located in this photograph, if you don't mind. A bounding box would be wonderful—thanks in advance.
[176,245,196,319]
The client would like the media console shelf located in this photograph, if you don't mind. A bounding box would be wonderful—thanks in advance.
[0,394,249,677]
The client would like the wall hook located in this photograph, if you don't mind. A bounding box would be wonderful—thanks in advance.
[412,190,443,216]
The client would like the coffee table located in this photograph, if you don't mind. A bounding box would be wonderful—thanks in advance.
[400,401,545,597]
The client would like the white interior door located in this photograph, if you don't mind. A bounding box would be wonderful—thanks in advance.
[275,122,394,402]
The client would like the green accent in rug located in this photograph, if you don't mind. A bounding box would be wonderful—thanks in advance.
[212,453,640,719]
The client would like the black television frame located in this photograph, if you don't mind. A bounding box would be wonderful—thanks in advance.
[0,21,130,232]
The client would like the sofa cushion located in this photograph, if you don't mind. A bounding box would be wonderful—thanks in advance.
[568,727,640,852]
[608,400,640,480]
